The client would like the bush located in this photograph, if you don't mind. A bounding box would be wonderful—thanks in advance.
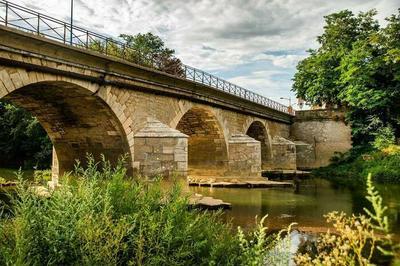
[33,170,52,185]
[372,126,396,150]
[0,156,289,265]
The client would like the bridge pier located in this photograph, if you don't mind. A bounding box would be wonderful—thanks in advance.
[134,118,188,178]
[227,134,261,177]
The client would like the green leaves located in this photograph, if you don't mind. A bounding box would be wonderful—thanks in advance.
[0,101,52,169]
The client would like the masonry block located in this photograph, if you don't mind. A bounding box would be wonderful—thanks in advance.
[227,134,261,177]
[134,118,188,178]
[271,136,297,170]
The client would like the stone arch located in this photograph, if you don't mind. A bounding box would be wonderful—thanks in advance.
[175,106,228,176]
[246,120,272,169]
[0,70,132,179]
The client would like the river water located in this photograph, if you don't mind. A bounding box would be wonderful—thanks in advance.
[189,178,400,238]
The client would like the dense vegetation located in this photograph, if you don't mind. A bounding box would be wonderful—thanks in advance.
[0,157,291,265]
[293,9,400,146]
[0,101,51,169]
[314,145,400,186]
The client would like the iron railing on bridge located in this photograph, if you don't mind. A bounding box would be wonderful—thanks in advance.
[0,0,294,115]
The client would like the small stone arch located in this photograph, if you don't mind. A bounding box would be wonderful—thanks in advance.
[0,68,132,179]
[175,106,228,176]
[246,120,272,169]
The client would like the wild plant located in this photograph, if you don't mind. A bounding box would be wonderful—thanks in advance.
[295,173,400,265]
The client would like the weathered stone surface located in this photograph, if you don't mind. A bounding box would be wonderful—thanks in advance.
[134,118,188,178]
[227,134,261,177]
[291,109,352,168]
[294,141,314,170]
[188,194,231,210]
[271,136,297,170]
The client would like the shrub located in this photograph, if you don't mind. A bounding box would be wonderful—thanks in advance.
[372,126,396,150]
[33,170,52,185]
[0,156,287,265]
[314,146,400,184]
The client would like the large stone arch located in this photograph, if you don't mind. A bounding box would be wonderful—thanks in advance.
[246,120,272,169]
[175,106,228,176]
[0,68,132,180]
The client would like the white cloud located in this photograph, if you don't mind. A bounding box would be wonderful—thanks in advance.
[9,0,399,105]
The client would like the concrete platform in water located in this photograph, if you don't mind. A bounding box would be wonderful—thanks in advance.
[262,169,311,180]
[188,177,294,189]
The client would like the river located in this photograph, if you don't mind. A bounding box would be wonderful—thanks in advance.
[189,178,400,238]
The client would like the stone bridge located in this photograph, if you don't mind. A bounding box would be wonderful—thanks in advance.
[0,25,352,182]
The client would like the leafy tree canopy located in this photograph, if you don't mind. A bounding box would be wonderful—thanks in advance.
[0,101,52,169]
[89,32,183,75]
[292,9,400,146]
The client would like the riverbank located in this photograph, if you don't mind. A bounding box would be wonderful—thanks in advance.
[312,145,400,186]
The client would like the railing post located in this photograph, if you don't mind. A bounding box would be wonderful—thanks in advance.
[37,14,40,35]
[63,23,66,43]
[5,2,8,26]
[193,68,196,81]
[105,39,108,55]
[85,30,89,48]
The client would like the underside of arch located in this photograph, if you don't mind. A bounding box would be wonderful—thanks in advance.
[176,107,228,176]
[3,81,132,178]
[246,121,272,169]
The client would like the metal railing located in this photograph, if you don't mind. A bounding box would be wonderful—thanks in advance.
[0,0,294,115]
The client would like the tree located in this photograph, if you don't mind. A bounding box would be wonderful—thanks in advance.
[89,32,184,76]
[292,9,400,146]
[0,101,52,169]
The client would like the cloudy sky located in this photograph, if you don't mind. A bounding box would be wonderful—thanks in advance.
[11,0,399,106]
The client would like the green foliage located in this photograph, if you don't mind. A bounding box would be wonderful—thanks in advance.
[33,170,52,185]
[314,146,400,185]
[88,32,184,75]
[237,215,294,266]
[0,156,287,265]
[293,9,400,145]
[295,174,399,265]
[0,101,52,169]
[372,125,396,150]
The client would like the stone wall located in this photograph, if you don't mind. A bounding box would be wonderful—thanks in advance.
[294,141,315,170]
[270,136,297,170]
[227,134,261,177]
[134,118,188,178]
[291,109,352,168]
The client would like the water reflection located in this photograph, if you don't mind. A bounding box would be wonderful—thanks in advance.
[189,178,400,237]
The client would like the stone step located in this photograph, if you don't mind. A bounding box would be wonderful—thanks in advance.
[188,193,231,210]
[188,180,293,188]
